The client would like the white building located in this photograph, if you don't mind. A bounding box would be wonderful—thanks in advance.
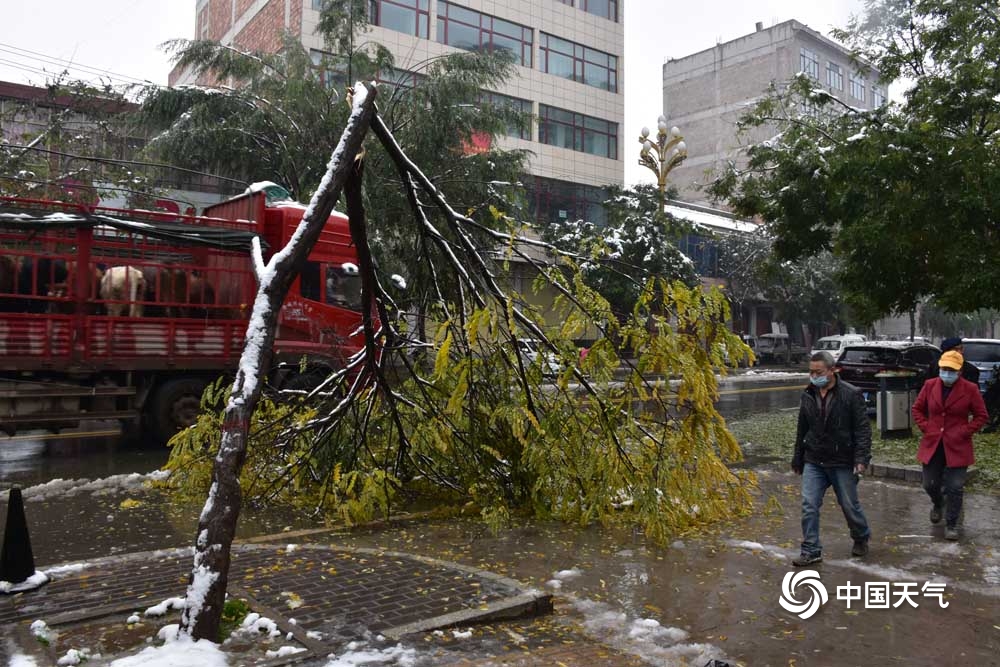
[171,0,625,226]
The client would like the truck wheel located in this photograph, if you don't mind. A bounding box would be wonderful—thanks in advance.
[151,378,208,445]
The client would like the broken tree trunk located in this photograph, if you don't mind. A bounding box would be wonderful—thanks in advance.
[179,83,378,642]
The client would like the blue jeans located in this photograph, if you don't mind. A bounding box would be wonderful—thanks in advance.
[800,463,871,557]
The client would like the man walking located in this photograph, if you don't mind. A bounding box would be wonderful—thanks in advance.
[791,351,872,566]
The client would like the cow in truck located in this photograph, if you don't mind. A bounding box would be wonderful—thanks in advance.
[0,191,366,443]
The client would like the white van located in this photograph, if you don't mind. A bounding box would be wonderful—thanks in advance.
[810,334,867,361]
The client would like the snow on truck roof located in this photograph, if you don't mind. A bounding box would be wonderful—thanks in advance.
[0,206,265,253]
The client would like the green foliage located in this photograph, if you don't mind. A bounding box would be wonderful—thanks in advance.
[167,271,757,542]
[710,0,1000,316]
[544,184,699,321]
[218,598,251,642]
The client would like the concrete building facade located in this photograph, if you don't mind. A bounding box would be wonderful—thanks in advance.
[171,0,625,226]
[662,19,883,204]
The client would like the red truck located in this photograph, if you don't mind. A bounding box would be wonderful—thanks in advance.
[0,191,366,443]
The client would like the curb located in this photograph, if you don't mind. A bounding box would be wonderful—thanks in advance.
[868,462,978,483]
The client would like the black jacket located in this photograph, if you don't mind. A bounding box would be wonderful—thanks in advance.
[792,379,872,469]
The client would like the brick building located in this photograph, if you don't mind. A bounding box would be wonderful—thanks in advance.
[661,19,883,204]
[170,0,625,227]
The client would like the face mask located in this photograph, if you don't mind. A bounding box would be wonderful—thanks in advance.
[810,374,830,388]
[940,370,959,385]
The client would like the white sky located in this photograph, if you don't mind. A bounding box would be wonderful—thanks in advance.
[0,0,866,185]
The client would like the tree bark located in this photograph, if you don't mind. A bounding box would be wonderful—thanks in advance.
[180,83,377,642]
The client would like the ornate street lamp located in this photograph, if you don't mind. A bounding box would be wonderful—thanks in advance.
[638,117,687,206]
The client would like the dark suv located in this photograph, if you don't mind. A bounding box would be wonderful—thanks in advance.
[834,342,942,406]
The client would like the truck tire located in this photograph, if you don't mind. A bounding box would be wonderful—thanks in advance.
[150,377,208,445]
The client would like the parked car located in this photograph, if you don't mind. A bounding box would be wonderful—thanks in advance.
[757,333,808,363]
[958,338,1000,393]
[810,334,867,362]
[834,341,941,407]
[516,338,561,376]
[722,334,758,368]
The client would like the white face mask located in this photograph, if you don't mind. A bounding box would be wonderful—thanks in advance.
[940,370,959,386]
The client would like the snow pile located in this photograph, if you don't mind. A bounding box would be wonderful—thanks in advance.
[572,598,723,666]
[553,567,583,580]
[30,619,52,643]
[8,654,39,667]
[44,563,89,578]
[390,274,407,289]
[265,646,306,659]
[451,628,472,639]
[324,641,417,666]
[1,571,49,593]
[108,631,227,667]
[144,597,186,617]
[56,648,92,666]
[341,262,360,275]
[22,470,170,502]
[281,591,304,609]
[238,612,283,638]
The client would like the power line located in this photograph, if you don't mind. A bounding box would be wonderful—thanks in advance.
[0,42,160,88]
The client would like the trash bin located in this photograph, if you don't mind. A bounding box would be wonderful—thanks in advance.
[875,372,919,438]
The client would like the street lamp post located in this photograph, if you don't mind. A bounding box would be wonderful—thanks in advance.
[638,117,687,207]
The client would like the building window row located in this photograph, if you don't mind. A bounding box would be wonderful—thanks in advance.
[538,104,618,159]
[539,33,617,93]
[359,1,619,91]
[436,1,533,67]
[871,85,885,108]
[480,91,533,140]
[527,176,609,227]
[555,0,618,22]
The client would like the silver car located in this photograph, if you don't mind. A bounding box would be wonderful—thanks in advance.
[959,338,1000,393]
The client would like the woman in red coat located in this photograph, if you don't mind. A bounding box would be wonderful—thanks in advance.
[911,350,988,540]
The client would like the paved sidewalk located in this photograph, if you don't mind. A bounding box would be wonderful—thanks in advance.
[1,543,555,665]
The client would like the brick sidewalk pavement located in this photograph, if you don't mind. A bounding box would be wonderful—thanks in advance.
[1,543,552,665]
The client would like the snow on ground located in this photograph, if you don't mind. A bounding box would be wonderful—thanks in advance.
[571,597,725,667]
[20,470,170,502]
[238,613,283,638]
[30,620,51,643]
[265,646,306,658]
[0,571,49,593]
[144,597,186,617]
[323,642,417,667]
[741,370,808,377]
[44,563,90,578]
[8,654,39,667]
[451,629,472,639]
[108,633,228,667]
[726,539,789,561]
[552,567,583,580]
[56,648,92,666]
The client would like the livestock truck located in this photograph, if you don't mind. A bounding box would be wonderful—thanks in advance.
[0,191,366,444]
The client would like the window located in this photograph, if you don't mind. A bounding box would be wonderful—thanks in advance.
[540,33,618,92]
[325,266,363,310]
[826,62,843,91]
[310,50,347,90]
[436,2,533,67]
[369,0,429,38]
[800,48,819,79]
[679,233,721,278]
[538,104,617,159]
[481,91,532,140]
[198,7,209,40]
[964,343,1000,363]
[581,0,617,21]
[871,86,885,107]
[312,0,324,9]
[556,0,573,5]
[849,72,865,101]
[526,176,608,226]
